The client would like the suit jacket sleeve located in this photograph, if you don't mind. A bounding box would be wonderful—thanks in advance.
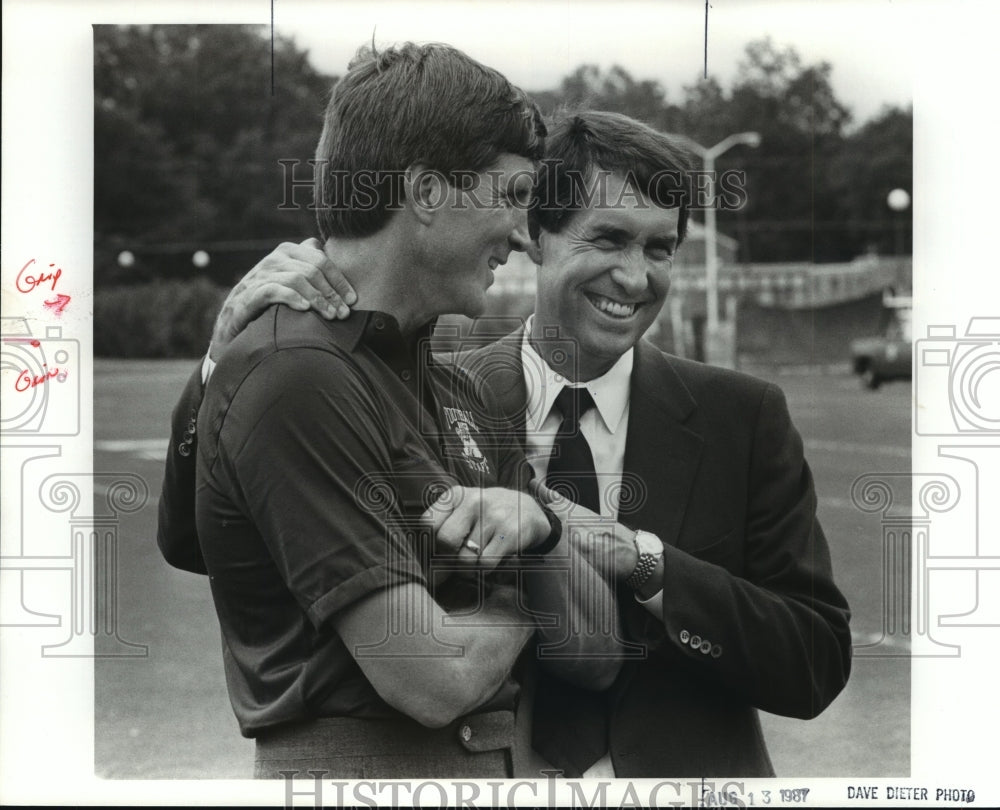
[156,362,208,574]
[632,382,852,720]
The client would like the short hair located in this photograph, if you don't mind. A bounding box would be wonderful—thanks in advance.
[529,110,694,243]
[314,42,546,240]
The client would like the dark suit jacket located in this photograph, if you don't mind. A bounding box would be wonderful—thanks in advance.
[158,331,852,777]
[157,363,208,574]
[459,329,852,777]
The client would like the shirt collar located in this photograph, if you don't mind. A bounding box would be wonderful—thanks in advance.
[520,314,633,434]
[342,310,436,364]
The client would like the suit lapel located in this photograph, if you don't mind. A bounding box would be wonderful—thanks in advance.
[619,342,703,551]
[474,332,703,551]
[470,328,529,446]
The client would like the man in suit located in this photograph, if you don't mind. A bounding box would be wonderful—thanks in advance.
[160,109,851,778]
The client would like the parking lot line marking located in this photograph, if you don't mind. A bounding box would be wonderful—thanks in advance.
[805,438,910,458]
[96,439,169,453]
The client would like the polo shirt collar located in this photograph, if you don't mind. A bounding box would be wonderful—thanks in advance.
[346,310,435,361]
[521,314,633,434]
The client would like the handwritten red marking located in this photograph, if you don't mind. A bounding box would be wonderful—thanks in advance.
[16,259,63,294]
[43,293,71,316]
[14,365,66,392]
[3,339,42,347]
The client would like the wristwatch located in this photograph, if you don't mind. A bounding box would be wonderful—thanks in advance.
[625,530,664,590]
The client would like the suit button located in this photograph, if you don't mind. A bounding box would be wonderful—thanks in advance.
[459,724,473,743]
[401,370,412,382]
[711,644,723,658]
[178,443,191,457]
[689,634,702,649]
[187,420,197,434]
[700,640,712,654]
[679,629,690,644]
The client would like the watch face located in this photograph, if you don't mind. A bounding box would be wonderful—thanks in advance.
[635,531,663,556]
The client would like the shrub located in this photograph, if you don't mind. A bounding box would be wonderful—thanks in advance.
[95,278,227,357]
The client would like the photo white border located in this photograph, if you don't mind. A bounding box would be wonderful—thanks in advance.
[3,0,999,805]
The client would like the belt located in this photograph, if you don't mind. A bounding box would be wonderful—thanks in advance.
[254,710,516,779]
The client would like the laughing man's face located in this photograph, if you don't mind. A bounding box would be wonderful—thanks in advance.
[532,172,680,381]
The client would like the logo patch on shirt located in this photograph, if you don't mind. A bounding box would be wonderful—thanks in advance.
[443,406,491,474]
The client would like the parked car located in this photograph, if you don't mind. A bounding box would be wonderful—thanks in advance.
[850,295,912,389]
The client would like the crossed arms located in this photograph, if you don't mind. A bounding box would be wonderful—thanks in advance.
[168,311,624,729]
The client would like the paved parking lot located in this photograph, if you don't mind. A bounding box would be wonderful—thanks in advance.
[94,358,912,778]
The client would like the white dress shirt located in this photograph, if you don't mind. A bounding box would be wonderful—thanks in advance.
[520,316,633,517]
[520,317,663,778]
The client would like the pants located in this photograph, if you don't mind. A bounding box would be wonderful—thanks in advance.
[254,711,516,779]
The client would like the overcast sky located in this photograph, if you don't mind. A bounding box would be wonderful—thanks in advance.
[274,0,915,127]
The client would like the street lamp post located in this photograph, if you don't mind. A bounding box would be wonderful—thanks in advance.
[887,188,911,256]
[683,132,761,366]
[886,188,911,295]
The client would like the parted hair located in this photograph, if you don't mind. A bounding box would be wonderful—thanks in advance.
[529,110,694,244]
[314,42,546,240]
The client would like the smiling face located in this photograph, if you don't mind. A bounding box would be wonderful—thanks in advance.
[425,153,536,318]
[532,172,680,381]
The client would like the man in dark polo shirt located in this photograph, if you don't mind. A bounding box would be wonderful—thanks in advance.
[182,43,623,779]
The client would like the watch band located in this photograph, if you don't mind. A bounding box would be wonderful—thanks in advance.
[526,503,562,556]
[625,530,663,590]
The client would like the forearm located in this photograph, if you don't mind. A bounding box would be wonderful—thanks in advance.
[523,533,625,691]
[437,585,535,712]
[341,582,532,728]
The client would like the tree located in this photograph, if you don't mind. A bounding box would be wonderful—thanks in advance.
[828,105,913,257]
[529,41,895,263]
[94,24,335,284]
[678,38,858,262]
[534,64,678,131]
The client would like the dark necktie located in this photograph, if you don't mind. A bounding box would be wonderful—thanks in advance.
[545,386,601,514]
[535,385,609,776]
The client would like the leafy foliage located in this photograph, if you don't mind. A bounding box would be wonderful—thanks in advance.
[94,24,334,285]
[94,27,911,295]
[534,37,910,263]
[94,279,227,357]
